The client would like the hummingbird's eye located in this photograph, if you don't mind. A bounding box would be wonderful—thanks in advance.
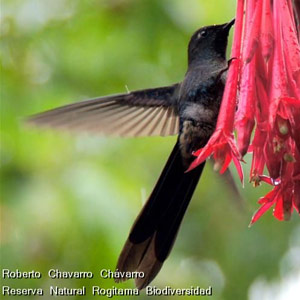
[197,30,207,39]
[201,30,207,37]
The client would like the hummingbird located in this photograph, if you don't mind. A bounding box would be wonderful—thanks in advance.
[28,19,235,289]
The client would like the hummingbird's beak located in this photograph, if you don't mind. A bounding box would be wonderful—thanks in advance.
[222,18,235,31]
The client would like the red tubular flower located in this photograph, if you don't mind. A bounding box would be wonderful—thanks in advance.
[235,58,256,157]
[249,129,266,186]
[243,0,263,63]
[250,154,297,226]
[190,0,300,224]
[260,0,274,61]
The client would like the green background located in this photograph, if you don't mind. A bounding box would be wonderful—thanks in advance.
[1,0,299,299]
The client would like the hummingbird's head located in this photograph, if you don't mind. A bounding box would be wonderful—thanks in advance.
[188,19,235,64]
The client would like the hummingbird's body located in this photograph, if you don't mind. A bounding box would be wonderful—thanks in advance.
[178,57,227,166]
[28,20,235,289]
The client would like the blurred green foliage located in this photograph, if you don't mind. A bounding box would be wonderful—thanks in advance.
[1,1,299,299]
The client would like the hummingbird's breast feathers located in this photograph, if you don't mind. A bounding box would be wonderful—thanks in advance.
[178,61,227,106]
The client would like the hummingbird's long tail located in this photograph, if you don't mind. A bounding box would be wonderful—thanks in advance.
[115,141,205,289]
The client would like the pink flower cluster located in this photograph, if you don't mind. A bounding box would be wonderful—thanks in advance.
[189,0,300,224]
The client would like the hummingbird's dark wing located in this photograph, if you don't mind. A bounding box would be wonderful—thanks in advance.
[28,84,180,137]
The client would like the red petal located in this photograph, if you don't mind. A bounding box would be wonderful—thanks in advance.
[232,154,244,183]
[219,151,232,174]
[258,175,275,185]
[273,193,284,221]
[187,140,215,172]
[249,199,275,226]
[258,188,278,204]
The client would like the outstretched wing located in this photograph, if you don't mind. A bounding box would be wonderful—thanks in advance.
[28,84,180,137]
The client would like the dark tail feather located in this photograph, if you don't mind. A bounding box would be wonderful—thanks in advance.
[116,141,205,289]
